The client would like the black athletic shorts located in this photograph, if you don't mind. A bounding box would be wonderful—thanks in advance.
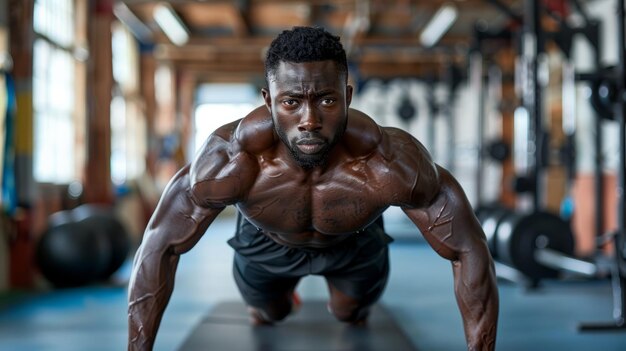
[227,215,393,308]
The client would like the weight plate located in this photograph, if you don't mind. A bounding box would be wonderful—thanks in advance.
[480,207,511,259]
[497,211,574,280]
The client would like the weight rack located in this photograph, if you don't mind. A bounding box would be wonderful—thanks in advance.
[579,0,626,331]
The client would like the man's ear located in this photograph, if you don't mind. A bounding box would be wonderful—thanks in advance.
[261,88,272,113]
[346,85,353,107]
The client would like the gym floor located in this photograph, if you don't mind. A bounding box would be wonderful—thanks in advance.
[1,213,625,351]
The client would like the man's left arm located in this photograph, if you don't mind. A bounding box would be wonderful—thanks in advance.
[402,166,499,351]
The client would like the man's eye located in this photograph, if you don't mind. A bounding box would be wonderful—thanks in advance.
[321,98,335,105]
[282,99,297,106]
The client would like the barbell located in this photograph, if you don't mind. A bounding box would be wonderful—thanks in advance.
[476,206,579,281]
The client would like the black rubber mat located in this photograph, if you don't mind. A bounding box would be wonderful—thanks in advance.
[178,300,419,351]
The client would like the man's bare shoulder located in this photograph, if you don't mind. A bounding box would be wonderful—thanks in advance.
[345,109,430,161]
[381,126,430,159]
[188,107,271,206]
[343,109,384,156]
[234,106,276,154]
[363,118,440,207]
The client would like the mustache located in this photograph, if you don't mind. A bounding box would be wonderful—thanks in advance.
[295,133,326,145]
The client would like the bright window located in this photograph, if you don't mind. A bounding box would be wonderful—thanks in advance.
[194,103,255,153]
[110,22,144,186]
[193,83,260,154]
[32,0,77,183]
[33,0,74,47]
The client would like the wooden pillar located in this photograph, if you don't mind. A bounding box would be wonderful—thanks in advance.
[140,48,157,176]
[0,0,9,292]
[74,0,88,186]
[178,69,196,166]
[7,0,35,288]
[84,0,114,204]
[497,48,517,208]
[153,63,178,188]
[544,45,567,213]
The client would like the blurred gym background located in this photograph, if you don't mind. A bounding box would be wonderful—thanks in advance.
[1,0,626,350]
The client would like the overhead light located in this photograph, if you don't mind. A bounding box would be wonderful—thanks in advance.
[153,2,189,46]
[419,3,458,48]
[113,2,153,42]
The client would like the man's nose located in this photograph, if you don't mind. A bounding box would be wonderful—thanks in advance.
[298,106,322,132]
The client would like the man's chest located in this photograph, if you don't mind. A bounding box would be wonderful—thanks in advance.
[237,165,406,234]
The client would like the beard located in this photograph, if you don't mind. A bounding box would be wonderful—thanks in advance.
[275,122,346,170]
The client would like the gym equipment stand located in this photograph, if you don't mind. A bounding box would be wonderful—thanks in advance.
[579,0,626,332]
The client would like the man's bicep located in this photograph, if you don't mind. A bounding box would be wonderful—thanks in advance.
[153,135,255,252]
[142,165,224,255]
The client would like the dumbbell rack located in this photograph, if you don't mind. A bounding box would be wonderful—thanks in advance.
[578,0,626,332]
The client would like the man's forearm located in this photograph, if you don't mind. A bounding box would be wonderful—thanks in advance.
[128,248,179,351]
[453,253,499,351]
[463,297,498,351]
[128,285,168,350]
[128,313,155,351]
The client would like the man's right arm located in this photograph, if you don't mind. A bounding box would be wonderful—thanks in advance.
[127,165,224,351]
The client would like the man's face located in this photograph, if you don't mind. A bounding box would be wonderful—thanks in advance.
[262,60,353,169]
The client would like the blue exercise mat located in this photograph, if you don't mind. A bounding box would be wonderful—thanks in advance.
[179,300,419,351]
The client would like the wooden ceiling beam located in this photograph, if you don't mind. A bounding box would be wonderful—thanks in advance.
[174,60,450,81]
[155,43,463,67]
[115,0,518,82]
[234,0,253,37]
[166,33,468,50]
[357,61,444,79]
[121,0,355,6]
[154,43,267,62]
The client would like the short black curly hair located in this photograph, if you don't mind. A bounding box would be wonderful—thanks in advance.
[265,26,348,83]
